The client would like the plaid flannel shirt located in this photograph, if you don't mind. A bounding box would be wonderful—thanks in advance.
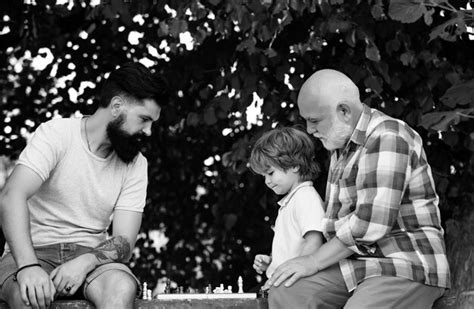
[322,104,450,292]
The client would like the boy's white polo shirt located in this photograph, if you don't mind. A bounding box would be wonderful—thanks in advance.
[266,181,325,278]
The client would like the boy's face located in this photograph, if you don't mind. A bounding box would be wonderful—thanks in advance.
[261,166,300,195]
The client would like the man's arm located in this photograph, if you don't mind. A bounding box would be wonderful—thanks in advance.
[299,231,323,256]
[50,210,142,295]
[90,209,142,263]
[267,237,353,288]
[0,165,56,308]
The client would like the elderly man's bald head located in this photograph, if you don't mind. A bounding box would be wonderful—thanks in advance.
[297,69,363,151]
[298,69,361,110]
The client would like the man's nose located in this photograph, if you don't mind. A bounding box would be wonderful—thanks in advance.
[142,123,152,136]
[306,122,317,135]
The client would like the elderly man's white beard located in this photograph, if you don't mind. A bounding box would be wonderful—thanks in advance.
[321,120,353,151]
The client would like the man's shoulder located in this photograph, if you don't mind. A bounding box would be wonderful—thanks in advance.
[367,109,419,141]
[38,117,78,134]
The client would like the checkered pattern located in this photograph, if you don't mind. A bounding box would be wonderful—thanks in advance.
[322,104,450,292]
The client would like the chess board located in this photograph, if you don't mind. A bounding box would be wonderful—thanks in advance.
[155,292,257,300]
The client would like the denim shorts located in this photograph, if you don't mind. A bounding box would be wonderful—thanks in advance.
[0,243,140,299]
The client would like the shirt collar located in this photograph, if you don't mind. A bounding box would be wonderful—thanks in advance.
[277,181,314,208]
[349,103,372,146]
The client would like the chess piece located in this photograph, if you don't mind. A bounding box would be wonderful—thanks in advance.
[205,284,212,294]
[142,282,148,299]
[258,286,269,298]
[237,276,244,293]
[147,289,152,300]
[164,279,171,294]
[227,285,232,293]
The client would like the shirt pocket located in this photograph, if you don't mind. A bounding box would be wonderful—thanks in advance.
[337,177,357,217]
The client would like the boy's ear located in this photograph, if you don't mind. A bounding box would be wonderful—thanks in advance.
[291,166,300,173]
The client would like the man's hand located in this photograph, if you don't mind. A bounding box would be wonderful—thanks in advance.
[253,254,272,274]
[16,266,56,309]
[50,254,95,297]
[266,254,319,288]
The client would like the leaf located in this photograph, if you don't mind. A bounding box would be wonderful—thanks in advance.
[429,16,465,42]
[364,76,383,94]
[186,112,200,127]
[365,43,381,62]
[440,80,474,107]
[204,107,217,125]
[420,108,474,131]
[400,52,415,66]
[388,0,427,24]
[371,4,385,20]
[224,213,237,230]
[216,96,233,113]
[424,8,434,25]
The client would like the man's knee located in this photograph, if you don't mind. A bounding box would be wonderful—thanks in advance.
[1,279,30,309]
[86,270,137,305]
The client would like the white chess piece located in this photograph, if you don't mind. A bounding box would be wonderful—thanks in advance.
[227,285,232,293]
[142,283,148,300]
[237,276,243,293]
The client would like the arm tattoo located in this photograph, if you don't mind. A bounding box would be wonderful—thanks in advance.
[91,236,131,264]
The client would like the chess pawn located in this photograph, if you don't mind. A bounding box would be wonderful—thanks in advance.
[227,285,232,293]
[147,289,152,300]
[237,276,244,293]
[142,283,148,299]
[164,280,171,294]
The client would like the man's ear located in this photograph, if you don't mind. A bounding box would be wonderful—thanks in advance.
[336,102,352,123]
[110,96,124,118]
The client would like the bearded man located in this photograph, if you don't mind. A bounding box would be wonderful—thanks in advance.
[0,62,167,309]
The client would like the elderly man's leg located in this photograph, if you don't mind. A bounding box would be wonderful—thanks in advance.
[269,263,350,309]
[84,264,138,309]
[344,276,446,309]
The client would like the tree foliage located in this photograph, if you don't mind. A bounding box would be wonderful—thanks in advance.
[0,0,473,303]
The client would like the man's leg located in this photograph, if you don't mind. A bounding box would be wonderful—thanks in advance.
[269,263,350,309]
[345,276,446,309]
[84,263,139,309]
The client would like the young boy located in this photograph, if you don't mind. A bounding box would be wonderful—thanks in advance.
[249,127,325,283]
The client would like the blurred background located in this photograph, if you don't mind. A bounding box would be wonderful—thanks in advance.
[0,0,473,305]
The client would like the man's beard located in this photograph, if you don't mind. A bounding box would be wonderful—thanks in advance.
[107,114,144,163]
[322,120,353,151]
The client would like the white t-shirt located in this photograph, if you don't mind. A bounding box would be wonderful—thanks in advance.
[266,181,325,277]
[9,117,148,249]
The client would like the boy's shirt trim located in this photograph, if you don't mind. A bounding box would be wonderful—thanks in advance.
[277,181,314,209]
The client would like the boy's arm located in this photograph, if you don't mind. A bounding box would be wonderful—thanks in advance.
[300,231,324,256]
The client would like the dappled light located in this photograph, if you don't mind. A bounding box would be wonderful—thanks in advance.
[0,0,473,306]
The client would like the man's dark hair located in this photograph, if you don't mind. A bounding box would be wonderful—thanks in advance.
[99,62,168,107]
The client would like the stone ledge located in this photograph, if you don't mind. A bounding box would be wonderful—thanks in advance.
[0,298,269,309]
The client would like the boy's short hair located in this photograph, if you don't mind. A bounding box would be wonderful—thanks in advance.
[249,127,320,181]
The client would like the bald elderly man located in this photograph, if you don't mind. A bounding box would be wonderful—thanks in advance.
[266,69,450,308]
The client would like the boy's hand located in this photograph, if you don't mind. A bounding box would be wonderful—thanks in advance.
[253,254,271,274]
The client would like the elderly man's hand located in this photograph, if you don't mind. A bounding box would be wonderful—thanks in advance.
[266,254,319,288]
